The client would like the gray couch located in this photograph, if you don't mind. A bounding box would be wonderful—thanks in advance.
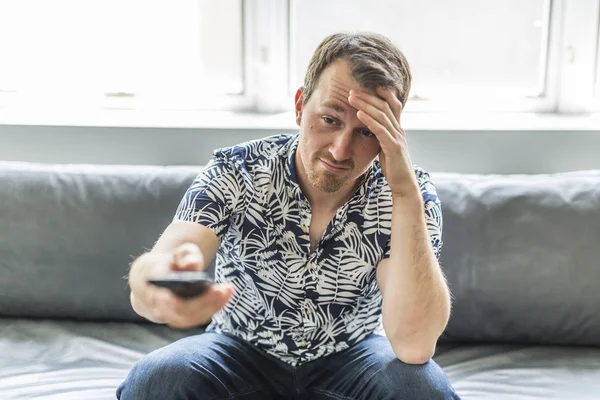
[0,161,599,399]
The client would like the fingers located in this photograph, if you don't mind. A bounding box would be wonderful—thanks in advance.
[172,242,204,270]
[376,87,403,124]
[348,88,401,133]
[149,283,235,329]
[355,109,390,144]
[137,243,231,329]
[202,283,236,315]
[350,95,397,147]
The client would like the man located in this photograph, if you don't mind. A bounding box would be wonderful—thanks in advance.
[118,32,460,399]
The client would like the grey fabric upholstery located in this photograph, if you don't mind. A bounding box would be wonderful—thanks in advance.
[1,318,598,400]
[434,342,600,399]
[0,318,203,400]
[434,171,600,346]
[0,161,599,399]
[0,162,207,321]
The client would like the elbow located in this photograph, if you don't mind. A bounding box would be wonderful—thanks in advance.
[395,346,435,365]
[390,340,436,365]
[383,320,443,365]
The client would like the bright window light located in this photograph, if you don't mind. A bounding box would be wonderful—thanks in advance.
[0,0,243,108]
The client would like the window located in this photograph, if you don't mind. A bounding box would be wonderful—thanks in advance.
[291,0,550,112]
[0,0,243,110]
[0,0,599,115]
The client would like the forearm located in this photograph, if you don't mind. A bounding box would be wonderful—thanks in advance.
[381,192,451,362]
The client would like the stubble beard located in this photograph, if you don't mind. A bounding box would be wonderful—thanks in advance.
[306,155,352,193]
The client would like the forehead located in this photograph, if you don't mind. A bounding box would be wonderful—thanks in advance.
[313,59,376,105]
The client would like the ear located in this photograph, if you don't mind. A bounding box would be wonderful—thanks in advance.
[294,87,304,127]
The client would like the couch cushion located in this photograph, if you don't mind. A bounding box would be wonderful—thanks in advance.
[0,162,208,321]
[0,318,597,400]
[2,160,600,347]
[435,343,600,399]
[434,170,600,346]
[0,318,203,400]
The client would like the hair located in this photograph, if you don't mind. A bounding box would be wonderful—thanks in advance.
[302,32,412,107]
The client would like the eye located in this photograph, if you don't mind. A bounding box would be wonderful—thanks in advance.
[322,116,337,125]
[359,128,375,138]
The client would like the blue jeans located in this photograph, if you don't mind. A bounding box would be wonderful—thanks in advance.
[117,332,460,399]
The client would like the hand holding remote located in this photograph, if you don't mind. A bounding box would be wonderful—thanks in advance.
[130,242,235,329]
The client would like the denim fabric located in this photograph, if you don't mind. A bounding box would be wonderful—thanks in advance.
[117,332,460,400]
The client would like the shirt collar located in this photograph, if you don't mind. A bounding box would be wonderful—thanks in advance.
[284,135,304,202]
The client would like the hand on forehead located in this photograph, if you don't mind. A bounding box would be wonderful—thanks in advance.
[329,77,378,110]
[312,58,399,122]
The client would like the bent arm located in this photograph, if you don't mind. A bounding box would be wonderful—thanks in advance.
[377,194,451,365]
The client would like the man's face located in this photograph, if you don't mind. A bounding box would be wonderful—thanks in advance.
[295,59,381,193]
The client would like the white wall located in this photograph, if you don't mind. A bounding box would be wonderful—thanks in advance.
[1,124,599,174]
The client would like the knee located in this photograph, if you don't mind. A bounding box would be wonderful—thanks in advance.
[381,360,458,399]
[117,346,197,399]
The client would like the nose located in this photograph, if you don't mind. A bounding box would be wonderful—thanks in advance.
[328,129,353,162]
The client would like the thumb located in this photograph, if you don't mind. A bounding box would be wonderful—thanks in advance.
[172,242,204,271]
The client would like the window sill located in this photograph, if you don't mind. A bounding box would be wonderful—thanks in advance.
[0,108,599,132]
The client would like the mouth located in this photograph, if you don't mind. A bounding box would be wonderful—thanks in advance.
[320,159,350,174]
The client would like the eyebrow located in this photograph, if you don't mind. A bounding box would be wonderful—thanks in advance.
[321,101,346,114]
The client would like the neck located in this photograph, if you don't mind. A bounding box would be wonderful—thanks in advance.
[307,180,358,213]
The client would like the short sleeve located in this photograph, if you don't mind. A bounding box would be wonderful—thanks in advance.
[419,170,443,259]
[173,156,244,242]
[382,168,443,260]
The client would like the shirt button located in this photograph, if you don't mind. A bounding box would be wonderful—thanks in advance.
[307,308,313,315]
[288,190,294,199]
[301,224,309,234]
[306,263,312,270]
[300,340,307,346]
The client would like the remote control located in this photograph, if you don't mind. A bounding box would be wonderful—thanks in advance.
[148,271,213,299]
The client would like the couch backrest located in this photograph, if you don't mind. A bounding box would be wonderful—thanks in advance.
[1,161,599,346]
[0,162,205,322]
[434,170,600,346]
